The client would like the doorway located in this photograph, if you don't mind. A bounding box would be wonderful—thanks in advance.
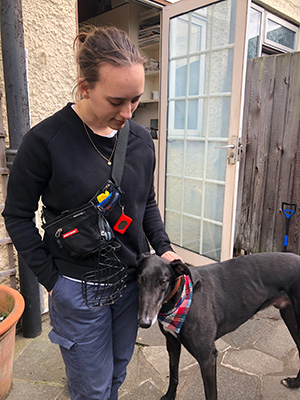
[159,0,249,264]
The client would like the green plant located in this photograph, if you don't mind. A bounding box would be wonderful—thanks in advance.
[0,312,8,322]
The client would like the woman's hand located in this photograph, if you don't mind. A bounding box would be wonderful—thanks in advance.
[161,251,183,262]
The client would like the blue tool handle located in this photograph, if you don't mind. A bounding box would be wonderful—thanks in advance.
[282,202,297,218]
[282,202,296,252]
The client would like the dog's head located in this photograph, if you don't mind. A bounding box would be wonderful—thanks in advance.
[137,253,190,329]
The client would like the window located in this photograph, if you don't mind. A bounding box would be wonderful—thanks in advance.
[247,3,298,58]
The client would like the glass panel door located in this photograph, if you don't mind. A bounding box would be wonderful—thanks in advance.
[159,0,248,263]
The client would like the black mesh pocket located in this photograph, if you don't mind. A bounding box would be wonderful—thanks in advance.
[82,243,127,308]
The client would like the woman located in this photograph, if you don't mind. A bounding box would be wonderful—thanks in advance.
[3,26,181,399]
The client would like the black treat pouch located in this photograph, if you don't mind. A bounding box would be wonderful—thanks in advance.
[42,203,114,259]
[42,180,121,259]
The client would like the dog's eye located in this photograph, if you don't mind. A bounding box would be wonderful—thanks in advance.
[137,277,143,286]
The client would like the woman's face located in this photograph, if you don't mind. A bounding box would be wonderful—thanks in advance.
[86,63,145,131]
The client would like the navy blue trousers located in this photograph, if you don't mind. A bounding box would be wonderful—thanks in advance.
[49,276,138,400]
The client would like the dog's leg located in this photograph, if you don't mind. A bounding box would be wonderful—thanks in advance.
[280,304,300,389]
[182,336,218,400]
[178,305,218,400]
[161,331,181,400]
[198,347,218,400]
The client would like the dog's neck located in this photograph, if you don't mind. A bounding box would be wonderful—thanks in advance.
[160,276,185,313]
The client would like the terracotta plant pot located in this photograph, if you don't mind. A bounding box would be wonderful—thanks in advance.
[0,285,25,398]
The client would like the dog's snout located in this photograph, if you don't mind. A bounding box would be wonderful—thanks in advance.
[138,318,152,329]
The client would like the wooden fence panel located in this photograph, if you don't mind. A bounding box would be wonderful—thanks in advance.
[234,51,300,255]
[260,53,292,252]
[272,53,300,252]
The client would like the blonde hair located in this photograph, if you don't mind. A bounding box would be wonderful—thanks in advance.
[74,25,146,88]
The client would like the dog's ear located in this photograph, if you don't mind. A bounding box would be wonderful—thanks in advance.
[170,260,191,277]
[137,252,152,266]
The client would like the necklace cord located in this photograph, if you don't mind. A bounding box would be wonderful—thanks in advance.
[82,121,118,166]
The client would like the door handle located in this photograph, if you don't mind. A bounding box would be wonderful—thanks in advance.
[215,144,235,149]
[215,137,242,165]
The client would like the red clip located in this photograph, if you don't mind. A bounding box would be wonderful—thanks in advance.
[113,213,132,234]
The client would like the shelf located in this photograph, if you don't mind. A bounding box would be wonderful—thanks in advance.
[145,70,159,76]
[140,9,160,22]
[140,99,159,104]
[139,39,160,49]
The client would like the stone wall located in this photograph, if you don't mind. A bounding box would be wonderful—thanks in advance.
[0,0,77,285]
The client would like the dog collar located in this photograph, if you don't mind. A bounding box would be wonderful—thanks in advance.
[163,276,182,304]
[158,275,193,334]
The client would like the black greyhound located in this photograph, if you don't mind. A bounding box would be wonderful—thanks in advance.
[137,252,300,400]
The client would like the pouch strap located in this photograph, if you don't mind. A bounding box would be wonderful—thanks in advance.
[111,120,129,188]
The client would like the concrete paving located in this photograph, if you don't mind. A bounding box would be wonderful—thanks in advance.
[5,307,300,400]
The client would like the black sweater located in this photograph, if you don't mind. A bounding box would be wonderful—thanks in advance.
[3,104,172,291]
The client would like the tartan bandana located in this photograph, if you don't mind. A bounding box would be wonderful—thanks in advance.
[158,275,193,334]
